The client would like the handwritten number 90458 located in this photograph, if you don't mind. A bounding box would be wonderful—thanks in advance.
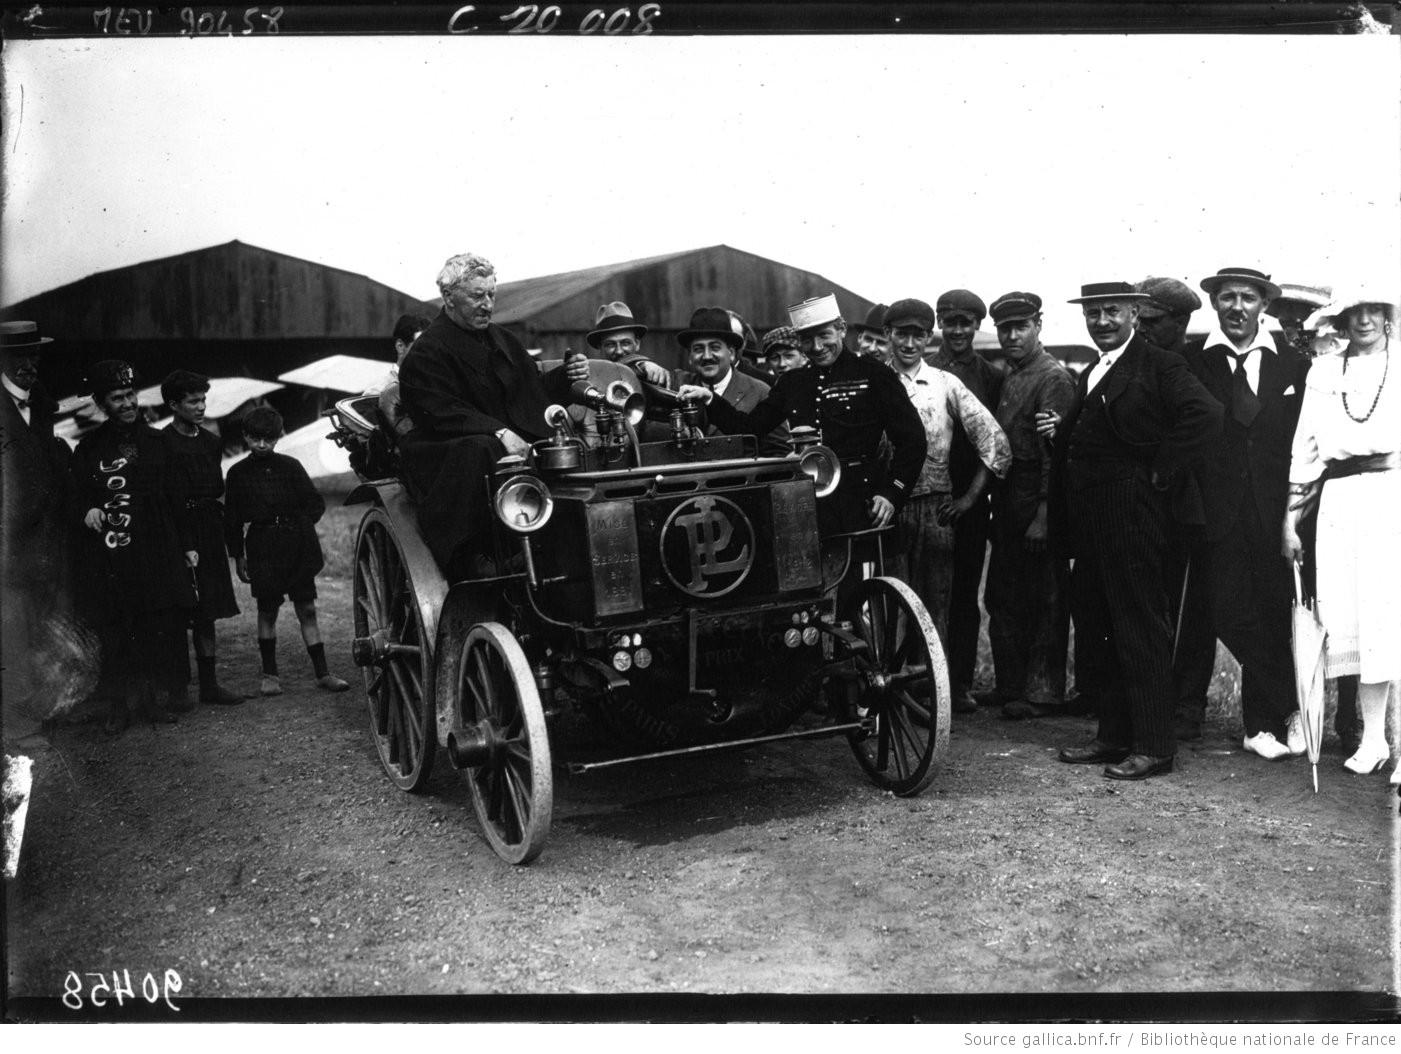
[448,4,660,35]
[62,969,182,1011]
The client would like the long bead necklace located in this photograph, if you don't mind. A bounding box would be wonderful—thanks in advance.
[1341,332,1389,424]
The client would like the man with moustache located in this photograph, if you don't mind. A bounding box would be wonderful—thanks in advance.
[674,306,788,457]
[1130,277,1217,743]
[679,294,925,537]
[981,292,1078,721]
[928,289,1005,712]
[399,252,589,577]
[1055,282,1222,781]
[1182,268,1310,761]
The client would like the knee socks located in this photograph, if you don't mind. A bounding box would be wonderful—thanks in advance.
[258,638,278,676]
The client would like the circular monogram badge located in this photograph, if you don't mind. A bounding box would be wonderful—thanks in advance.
[659,494,754,598]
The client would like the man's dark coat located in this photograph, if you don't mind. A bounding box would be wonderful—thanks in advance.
[398,311,575,572]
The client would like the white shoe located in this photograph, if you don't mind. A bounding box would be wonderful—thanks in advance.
[1343,743,1390,775]
[1284,713,1307,756]
[1243,731,1291,761]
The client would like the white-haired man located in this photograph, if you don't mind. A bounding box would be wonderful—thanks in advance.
[399,253,589,577]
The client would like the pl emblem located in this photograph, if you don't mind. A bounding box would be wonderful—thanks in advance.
[660,494,754,598]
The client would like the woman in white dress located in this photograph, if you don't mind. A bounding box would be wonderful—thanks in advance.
[1282,292,1401,779]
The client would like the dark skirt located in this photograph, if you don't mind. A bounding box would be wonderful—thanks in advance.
[188,503,240,620]
[246,522,324,600]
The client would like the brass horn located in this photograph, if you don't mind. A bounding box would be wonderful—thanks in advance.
[604,380,646,428]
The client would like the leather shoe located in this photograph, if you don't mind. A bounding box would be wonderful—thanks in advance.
[1104,753,1174,781]
[1058,739,1130,765]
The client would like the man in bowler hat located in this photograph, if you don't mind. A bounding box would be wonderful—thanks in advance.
[674,306,789,457]
[1182,267,1310,760]
[1055,282,1222,780]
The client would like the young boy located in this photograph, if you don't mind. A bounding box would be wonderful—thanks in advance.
[160,369,244,707]
[223,406,348,696]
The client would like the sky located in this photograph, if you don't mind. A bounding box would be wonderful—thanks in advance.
[3,30,1399,344]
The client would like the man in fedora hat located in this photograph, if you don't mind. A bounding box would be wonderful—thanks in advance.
[674,307,788,456]
[852,304,892,366]
[399,252,590,577]
[1,320,75,746]
[980,292,1078,721]
[1181,267,1310,761]
[585,301,671,387]
[882,297,1009,672]
[679,293,925,534]
[1130,277,1216,743]
[1054,282,1222,781]
[929,289,1005,712]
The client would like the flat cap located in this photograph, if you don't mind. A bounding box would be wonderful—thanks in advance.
[935,289,987,322]
[851,303,888,334]
[1135,277,1202,316]
[989,291,1044,325]
[761,325,800,354]
[884,298,936,330]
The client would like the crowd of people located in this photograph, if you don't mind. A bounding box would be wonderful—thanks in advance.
[3,253,1397,790]
[1,342,347,743]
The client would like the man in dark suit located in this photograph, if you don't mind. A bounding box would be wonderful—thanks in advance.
[398,253,589,577]
[1182,267,1310,761]
[674,306,789,457]
[1055,283,1223,780]
[1,321,73,747]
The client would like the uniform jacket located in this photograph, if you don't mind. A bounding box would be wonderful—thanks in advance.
[1181,332,1308,545]
[674,366,790,457]
[400,310,574,444]
[704,348,926,511]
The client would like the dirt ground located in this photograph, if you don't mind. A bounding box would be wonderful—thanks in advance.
[5,504,1398,1019]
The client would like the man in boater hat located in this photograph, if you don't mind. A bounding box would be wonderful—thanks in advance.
[1054,282,1222,781]
[679,293,925,533]
[1182,267,1310,761]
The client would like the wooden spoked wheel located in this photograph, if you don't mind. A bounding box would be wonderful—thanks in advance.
[455,622,553,865]
[841,576,950,796]
[353,508,436,792]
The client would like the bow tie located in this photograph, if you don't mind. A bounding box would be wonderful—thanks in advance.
[12,396,28,410]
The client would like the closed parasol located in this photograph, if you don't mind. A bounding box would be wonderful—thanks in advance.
[1291,563,1328,793]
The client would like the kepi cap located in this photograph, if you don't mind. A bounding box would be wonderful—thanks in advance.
[788,294,842,333]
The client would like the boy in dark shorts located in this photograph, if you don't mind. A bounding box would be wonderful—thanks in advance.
[223,406,349,696]
[160,370,244,707]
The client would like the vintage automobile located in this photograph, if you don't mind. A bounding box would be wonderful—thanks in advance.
[325,361,950,864]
